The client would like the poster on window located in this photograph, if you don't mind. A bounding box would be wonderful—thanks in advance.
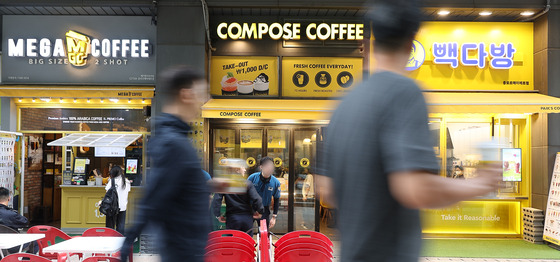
[544,153,560,245]
[0,134,16,207]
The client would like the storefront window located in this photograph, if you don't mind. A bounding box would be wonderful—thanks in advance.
[294,130,317,231]
[446,122,493,179]
[267,129,289,233]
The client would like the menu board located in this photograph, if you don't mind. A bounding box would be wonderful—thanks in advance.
[210,56,279,97]
[282,57,363,97]
[544,152,560,245]
[502,148,522,182]
[126,159,138,174]
[0,134,16,207]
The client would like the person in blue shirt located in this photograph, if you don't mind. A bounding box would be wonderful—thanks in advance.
[247,157,281,228]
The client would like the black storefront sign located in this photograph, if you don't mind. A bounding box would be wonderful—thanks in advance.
[2,16,156,85]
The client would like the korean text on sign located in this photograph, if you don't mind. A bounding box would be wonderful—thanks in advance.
[432,42,516,69]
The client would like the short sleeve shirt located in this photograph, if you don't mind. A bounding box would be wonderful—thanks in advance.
[324,71,439,262]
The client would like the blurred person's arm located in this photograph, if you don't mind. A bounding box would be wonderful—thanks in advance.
[211,193,224,217]
[315,174,337,208]
[388,166,501,209]
[379,81,500,209]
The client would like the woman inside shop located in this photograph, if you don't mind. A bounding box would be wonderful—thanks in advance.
[452,165,465,179]
[105,165,131,234]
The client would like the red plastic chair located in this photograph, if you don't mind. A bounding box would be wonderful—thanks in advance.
[258,220,271,262]
[82,228,123,237]
[207,236,255,250]
[1,253,52,262]
[276,249,332,262]
[204,248,255,262]
[208,230,255,245]
[206,242,255,256]
[275,243,333,259]
[275,237,333,253]
[27,226,81,260]
[275,231,333,248]
[82,227,133,262]
[82,256,121,262]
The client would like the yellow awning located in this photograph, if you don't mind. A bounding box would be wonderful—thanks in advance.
[424,92,560,114]
[202,93,560,121]
[0,86,154,98]
[201,99,337,120]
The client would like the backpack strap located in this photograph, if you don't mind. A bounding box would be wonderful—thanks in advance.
[111,177,116,189]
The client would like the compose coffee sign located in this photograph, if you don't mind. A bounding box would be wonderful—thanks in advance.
[217,22,364,41]
[2,16,156,84]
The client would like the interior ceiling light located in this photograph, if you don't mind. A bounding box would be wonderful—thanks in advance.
[520,11,535,16]
[479,11,492,16]
[142,99,146,103]
[437,10,451,16]
[109,98,119,103]
[100,99,104,103]
[32,98,36,103]
[59,98,63,103]
[40,98,51,102]
[87,98,91,103]
[73,99,77,103]
[128,99,132,103]
[18,98,22,102]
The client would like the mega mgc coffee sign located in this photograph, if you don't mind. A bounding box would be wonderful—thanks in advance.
[2,16,156,85]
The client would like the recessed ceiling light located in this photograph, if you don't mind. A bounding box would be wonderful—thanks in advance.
[109,98,119,103]
[32,98,36,103]
[438,10,451,16]
[59,98,63,103]
[73,99,77,103]
[87,98,91,103]
[520,11,535,16]
[479,11,492,16]
[128,99,131,103]
[40,98,51,102]
[142,99,146,104]
[18,98,22,102]
[100,99,104,103]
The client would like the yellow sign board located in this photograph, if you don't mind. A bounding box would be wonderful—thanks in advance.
[421,201,521,235]
[240,130,262,149]
[282,57,363,97]
[404,22,533,91]
[267,130,287,149]
[210,56,278,97]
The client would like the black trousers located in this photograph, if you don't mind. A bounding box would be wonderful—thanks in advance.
[106,211,126,234]
[226,214,254,235]
[254,206,271,230]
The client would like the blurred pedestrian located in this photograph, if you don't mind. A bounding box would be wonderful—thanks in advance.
[247,157,281,228]
[119,66,210,262]
[319,1,502,261]
[212,164,264,235]
[104,166,130,234]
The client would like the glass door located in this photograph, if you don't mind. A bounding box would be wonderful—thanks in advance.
[266,129,290,233]
[293,129,318,231]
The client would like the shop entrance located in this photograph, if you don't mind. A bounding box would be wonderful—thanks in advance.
[210,123,325,234]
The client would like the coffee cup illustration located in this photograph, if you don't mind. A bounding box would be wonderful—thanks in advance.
[297,74,305,85]
[319,74,327,85]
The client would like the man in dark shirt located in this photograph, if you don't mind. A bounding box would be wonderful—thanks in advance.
[119,67,210,262]
[247,157,281,228]
[320,1,502,262]
[212,165,264,235]
[0,187,31,254]
[0,187,27,231]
